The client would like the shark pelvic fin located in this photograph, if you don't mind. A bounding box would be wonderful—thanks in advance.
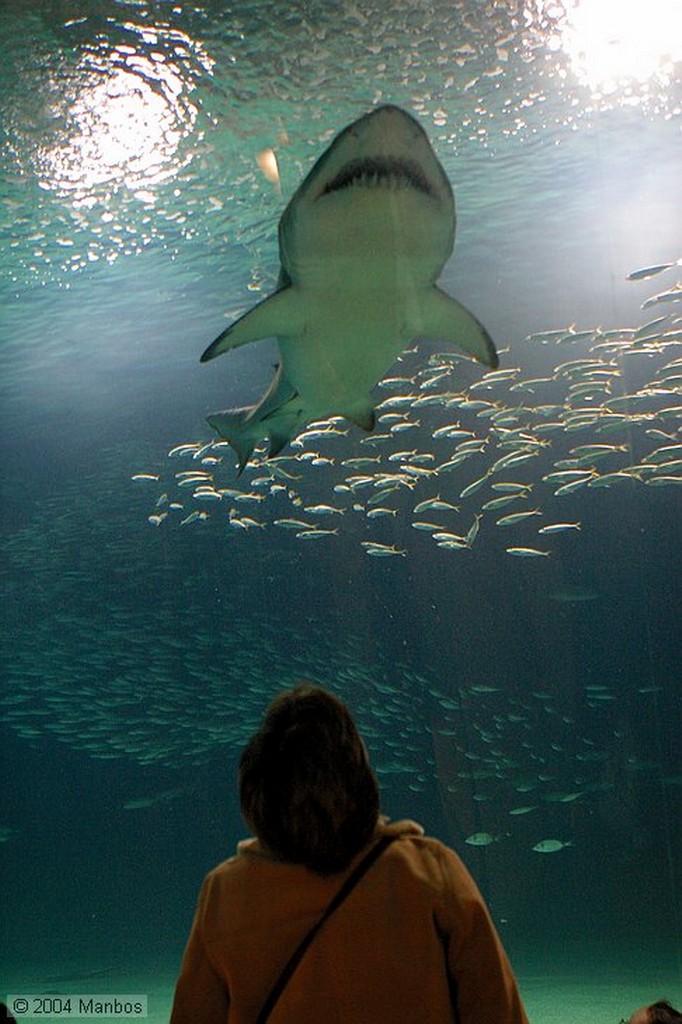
[205,411,257,475]
[416,287,498,369]
[261,396,304,456]
[345,401,376,432]
[201,287,305,362]
[268,429,295,459]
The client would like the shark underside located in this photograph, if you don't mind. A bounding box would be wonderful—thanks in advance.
[201,105,498,473]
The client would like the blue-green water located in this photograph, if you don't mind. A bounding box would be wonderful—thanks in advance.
[1,1,681,1020]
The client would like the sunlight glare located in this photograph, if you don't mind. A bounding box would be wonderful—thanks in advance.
[40,47,197,203]
[560,0,682,96]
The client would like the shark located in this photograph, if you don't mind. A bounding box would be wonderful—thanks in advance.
[201,104,497,472]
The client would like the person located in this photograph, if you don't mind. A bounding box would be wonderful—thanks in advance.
[626,1003,682,1024]
[170,684,529,1024]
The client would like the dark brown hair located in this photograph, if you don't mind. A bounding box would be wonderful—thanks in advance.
[239,684,380,874]
[648,1003,682,1024]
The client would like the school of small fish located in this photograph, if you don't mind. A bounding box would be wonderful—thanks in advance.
[135,279,681,561]
[1,267,678,860]
[0,597,672,856]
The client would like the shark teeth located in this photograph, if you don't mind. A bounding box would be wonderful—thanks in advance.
[319,156,435,198]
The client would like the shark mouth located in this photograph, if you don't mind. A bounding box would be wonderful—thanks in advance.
[319,156,436,198]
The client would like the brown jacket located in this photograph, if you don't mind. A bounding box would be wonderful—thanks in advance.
[170,819,528,1024]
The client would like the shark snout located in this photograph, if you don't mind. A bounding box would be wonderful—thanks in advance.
[308,105,450,207]
[354,105,423,151]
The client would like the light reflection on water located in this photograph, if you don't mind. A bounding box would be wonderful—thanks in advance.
[1,0,680,292]
[560,0,682,97]
[32,19,210,202]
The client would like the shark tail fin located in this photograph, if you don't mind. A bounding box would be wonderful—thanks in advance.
[206,411,258,476]
[201,287,305,362]
[417,287,498,368]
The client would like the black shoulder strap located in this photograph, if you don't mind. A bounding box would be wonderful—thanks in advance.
[255,834,397,1024]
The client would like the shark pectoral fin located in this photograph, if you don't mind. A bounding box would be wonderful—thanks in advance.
[417,287,499,369]
[201,287,305,362]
